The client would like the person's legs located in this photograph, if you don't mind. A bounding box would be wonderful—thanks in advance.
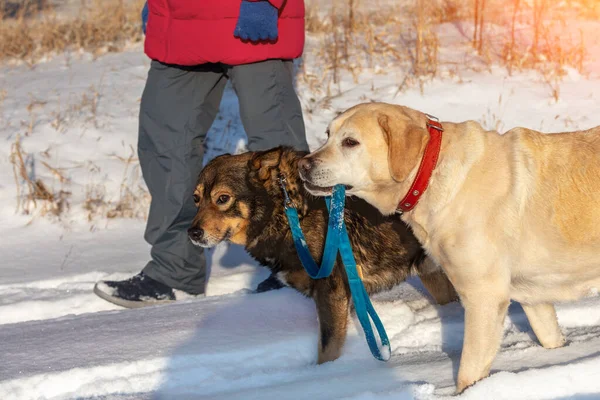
[229,59,309,152]
[95,61,227,306]
[139,61,228,293]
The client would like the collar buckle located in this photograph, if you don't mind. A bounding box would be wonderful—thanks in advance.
[277,175,294,209]
[425,114,444,132]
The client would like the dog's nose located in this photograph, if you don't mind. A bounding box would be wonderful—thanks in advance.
[298,157,313,173]
[188,227,204,242]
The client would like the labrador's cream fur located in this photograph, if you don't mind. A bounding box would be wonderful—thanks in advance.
[300,102,600,393]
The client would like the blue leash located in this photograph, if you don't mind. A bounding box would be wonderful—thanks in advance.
[280,179,391,361]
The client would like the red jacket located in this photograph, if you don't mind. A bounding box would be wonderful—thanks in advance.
[144,0,305,66]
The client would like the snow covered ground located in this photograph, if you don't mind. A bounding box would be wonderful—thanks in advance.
[2,15,600,400]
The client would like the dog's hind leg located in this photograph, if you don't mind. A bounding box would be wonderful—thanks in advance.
[456,280,510,393]
[314,279,351,364]
[420,271,459,305]
[522,303,566,349]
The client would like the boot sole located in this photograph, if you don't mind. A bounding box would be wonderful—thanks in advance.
[93,283,176,309]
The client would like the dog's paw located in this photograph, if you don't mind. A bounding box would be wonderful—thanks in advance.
[540,333,566,349]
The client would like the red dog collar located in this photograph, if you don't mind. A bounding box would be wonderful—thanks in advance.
[396,115,444,214]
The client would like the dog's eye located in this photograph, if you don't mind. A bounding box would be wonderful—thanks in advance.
[216,194,230,205]
[342,138,360,147]
[193,194,200,203]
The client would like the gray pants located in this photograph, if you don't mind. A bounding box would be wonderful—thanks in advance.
[138,60,309,294]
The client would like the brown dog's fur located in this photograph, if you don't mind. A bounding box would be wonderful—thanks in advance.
[189,147,457,363]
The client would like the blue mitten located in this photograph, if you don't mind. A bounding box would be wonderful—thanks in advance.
[141,2,149,35]
[234,0,278,42]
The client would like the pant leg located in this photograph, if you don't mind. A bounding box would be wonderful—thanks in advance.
[228,60,309,152]
[138,61,227,294]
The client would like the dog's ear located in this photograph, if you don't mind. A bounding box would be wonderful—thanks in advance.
[378,114,428,182]
[249,150,282,181]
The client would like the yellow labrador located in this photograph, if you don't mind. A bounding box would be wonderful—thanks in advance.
[298,102,600,393]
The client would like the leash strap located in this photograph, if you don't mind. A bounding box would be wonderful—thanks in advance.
[283,184,391,361]
[284,185,344,279]
[326,196,391,362]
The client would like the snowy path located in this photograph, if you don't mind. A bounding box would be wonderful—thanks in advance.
[1,223,599,399]
[1,280,599,400]
[0,221,270,326]
[2,199,598,400]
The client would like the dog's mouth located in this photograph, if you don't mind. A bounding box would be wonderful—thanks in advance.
[189,237,216,248]
[303,181,353,195]
[189,229,232,248]
[304,181,333,194]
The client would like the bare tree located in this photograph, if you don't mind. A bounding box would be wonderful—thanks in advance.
[508,0,521,73]
[532,0,547,57]
[473,0,486,52]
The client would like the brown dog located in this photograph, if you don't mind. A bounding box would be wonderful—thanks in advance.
[189,147,457,363]
[299,102,600,392]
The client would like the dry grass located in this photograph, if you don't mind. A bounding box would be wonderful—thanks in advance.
[105,147,149,220]
[302,0,592,99]
[433,0,470,22]
[302,0,440,97]
[412,0,439,80]
[499,0,588,99]
[10,135,71,219]
[574,0,600,19]
[0,0,145,64]
[1,0,592,86]
[10,134,149,224]
[60,84,103,131]
[84,146,150,222]
[20,84,104,138]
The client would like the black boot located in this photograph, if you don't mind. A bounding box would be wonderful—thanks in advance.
[94,273,196,308]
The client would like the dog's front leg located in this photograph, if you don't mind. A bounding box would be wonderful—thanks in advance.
[313,279,351,364]
[522,303,565,349]
[456,282,510,393]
